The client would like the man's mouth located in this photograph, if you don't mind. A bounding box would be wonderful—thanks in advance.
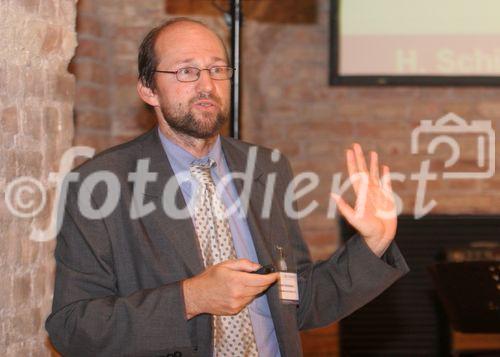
[193,99,217,110]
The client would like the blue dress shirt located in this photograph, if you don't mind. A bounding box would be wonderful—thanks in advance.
[158,129,281,357]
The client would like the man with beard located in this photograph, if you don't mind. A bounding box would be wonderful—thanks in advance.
[46,18,409,357]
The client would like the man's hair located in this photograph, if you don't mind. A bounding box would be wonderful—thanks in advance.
[137,17,229,90]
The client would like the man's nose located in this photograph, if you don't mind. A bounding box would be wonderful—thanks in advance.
[195,69,215,92]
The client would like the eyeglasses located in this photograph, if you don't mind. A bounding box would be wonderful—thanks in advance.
[155,66,235,82]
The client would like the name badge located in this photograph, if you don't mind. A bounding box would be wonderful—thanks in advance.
[275,245,299,304]
[278,272,299,304]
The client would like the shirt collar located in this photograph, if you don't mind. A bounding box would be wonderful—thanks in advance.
[157,127,224,177]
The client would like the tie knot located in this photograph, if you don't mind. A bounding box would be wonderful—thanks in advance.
[189,159,216,185]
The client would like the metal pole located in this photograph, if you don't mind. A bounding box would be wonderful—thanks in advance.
[229,0,241,139]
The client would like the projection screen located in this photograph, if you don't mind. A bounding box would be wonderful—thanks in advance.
[330,0,500,85]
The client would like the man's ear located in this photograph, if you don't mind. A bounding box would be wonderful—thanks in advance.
[137,81,160,107]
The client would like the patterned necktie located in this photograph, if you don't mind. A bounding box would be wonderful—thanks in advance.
[189,160,259,357]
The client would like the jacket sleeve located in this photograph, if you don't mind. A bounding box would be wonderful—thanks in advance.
[277,157,410,330]
[45,180,197,357]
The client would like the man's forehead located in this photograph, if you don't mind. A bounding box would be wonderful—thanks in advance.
[171,56,227,66]
[155,22,227,64]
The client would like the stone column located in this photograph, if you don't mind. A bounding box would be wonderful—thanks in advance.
[0,0,77,355]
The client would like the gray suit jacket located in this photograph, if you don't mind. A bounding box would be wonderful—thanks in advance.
[46,128,409,356]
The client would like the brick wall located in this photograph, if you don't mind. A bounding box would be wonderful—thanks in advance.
[0,0,77,355]
[70,0,110,152]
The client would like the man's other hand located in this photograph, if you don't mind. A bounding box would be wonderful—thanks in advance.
[182,259,279,319]
[331,143,397,258]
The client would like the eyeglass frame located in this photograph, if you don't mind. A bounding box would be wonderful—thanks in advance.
[154,66,235,82]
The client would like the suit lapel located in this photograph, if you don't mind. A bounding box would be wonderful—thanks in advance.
[221,137,298,356]
[139,129,204,276]
[220,137,275,266]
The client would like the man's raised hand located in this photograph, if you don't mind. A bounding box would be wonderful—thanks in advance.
[331,143,397,257]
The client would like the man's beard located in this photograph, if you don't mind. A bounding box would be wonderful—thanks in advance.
[160,97,228,139]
